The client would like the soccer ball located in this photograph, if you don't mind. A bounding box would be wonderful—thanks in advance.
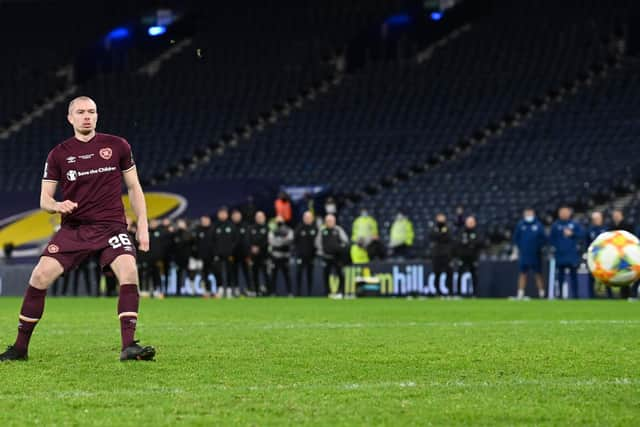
[587,230,640,287]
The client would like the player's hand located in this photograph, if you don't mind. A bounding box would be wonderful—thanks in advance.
[563,228,573,237]
[136,226,150,252]
[55,200,78,214]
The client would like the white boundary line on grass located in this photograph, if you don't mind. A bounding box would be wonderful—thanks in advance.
[2,378,639,401]
[136,319,640,332]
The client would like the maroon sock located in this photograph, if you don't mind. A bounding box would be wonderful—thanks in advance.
[118,284,139,350]
[14,285,47,354]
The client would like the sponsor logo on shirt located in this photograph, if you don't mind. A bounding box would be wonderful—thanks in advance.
[66,156,76,164]
[79,154,94,160]
[99,147,113,160]
[66,166,117,181]
[47,244,60,254]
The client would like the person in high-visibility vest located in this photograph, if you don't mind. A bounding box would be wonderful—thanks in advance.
[350,239,370,264]
[389,212,414,258]
[351,209,379,248]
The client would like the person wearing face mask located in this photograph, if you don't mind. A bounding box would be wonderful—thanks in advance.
[429,213,454,296]
[455,216,484,297]
[268,216,294,296]
[513,208,547,299]
[351,208,379,249]
[585,211,608,299]
[389,211,414,259]
[324,197,338,217]
[550,206,584,299]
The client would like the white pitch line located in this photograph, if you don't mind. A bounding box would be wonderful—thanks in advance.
[10,319,640,334]
[1,378,638,401]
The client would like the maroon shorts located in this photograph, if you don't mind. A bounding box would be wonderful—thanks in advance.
[42,222,136,272]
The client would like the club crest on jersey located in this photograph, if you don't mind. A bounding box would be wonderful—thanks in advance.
[66,170,78,181]
[99,147,113,160]
[47,244,60,254]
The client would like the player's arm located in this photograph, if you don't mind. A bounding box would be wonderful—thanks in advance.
[123,168,149,252]
[40,180,77,214]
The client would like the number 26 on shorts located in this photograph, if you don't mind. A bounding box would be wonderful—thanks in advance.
[108,233,132,249]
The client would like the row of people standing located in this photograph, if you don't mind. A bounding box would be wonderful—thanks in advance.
[136,207,353,297]
[349,208,485,296]
[513,206,639,299]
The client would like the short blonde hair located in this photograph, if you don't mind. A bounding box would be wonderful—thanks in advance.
[68,96,97,114]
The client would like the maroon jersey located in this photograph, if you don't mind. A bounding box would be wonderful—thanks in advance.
[43,133,135,226]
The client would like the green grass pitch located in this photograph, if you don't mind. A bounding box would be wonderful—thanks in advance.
[0,297,639,426]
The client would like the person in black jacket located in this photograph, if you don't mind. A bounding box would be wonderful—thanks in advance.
[231,209,253,296]
[295,211,318,296]
[249,211,270,296]
[269,216,294,296]
[159,218,175,294]
[173,218,195,296]
[194,215,215,297]
[455,216,484,297]
[145,219,165,298]
[213,207,238,298]
[315,214,349,297]
[429,213,454,296]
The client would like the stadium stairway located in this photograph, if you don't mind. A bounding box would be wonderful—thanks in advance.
[146,68,346,186]
[0,85,77,140]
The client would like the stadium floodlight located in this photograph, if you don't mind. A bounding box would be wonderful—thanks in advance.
[148,26,167,36]
[106,27,130,41]
[430,12,443,21]
[385,13,411,26]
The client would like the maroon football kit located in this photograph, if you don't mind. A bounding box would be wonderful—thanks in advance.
[42,132,137,272]
[0,130,155,362]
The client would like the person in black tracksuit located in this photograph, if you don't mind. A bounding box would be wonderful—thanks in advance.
[295,211,318,296]
[249,211,270,296]
[231,209,253,295]
[144,219,165,296]
[213,207,238,297]
[62,258,93,296]
[159,218,175,293]
[194,215,215,296]
[315,214,349,296]
[455,216,484,297]
[430,213,454,296]
[173,219,195,296]
[268,217,294,296]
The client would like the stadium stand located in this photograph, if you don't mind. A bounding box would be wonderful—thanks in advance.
[180,0,627,193]
[0,0,635,253]
[0,0,401,190]
[0,1,159,126]
[343,58,640,250]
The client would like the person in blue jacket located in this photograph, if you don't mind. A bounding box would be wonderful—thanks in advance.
[513,208,547,299]
[550,206,584,298]
[585,211,608,298]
